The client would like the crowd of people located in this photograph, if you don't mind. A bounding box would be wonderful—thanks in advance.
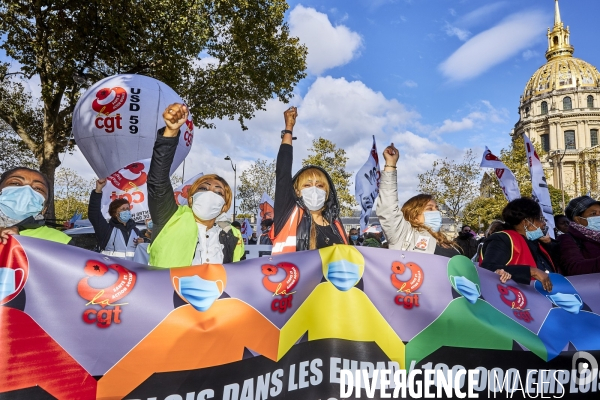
[0,103,599,289]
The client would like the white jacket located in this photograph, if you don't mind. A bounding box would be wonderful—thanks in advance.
[375,170,437,253]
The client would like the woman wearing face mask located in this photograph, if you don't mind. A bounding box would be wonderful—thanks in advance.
[270,107,348,254]
[147,103,239,268]
[348,228,361,246]
[558,196,600,275]
[0,167,71,245]
[480,198,555,291]
[376,144,459,257]
[88,179,143,259]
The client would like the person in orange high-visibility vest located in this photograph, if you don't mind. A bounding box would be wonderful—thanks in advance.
[270,107,347,254]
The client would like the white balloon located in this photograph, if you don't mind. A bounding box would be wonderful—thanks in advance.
[73,74,194,179]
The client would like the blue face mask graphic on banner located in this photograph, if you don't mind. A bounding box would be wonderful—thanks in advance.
[0,267,24,301]
[0,185,45,221]
[547,292,583,314]
[119,210,132,223]
[423,211,442,232]
[327,260,361,291]
[174,275,224,312]
[450,275,480,304]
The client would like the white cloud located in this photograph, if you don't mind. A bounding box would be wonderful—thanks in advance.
[289,5,363,75]
[439,10,547,81]
[455,2,507,28]
[444,23,471,41]
[403,80,418,88]
[522,49,539,61]
[432,100,508,134]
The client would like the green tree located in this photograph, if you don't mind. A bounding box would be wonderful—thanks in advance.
[302,138,356,217]
[53,168,94,222]
[417,149,480,223]
[0,119,38,174]
[0,0,307,218]
[237,159,276,214]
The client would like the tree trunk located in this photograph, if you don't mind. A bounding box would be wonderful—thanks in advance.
[39,153,61,221]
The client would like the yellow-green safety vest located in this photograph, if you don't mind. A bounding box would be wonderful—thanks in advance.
[21,226,72,245]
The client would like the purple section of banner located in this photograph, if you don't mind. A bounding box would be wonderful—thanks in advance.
[15,236,175,376]
[222,249,324,328]
[360,246,454,341]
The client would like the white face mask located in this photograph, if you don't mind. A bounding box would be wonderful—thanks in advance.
[301,187,327,211]
[191,191,226,221]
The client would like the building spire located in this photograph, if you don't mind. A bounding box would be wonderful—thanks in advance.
[554,0,562,26]
[546,0,573,61]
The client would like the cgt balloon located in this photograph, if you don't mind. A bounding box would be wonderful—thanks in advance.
[73,74,194,179]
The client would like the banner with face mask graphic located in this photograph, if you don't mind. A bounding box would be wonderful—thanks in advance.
[523,134,556,239]
[480,146,521,202]
[3,237,600,399]
[100,159,152,223]
[73,74,194,179]
[355,136,381,233]
[173,172,204,206]
[256,192,274,232]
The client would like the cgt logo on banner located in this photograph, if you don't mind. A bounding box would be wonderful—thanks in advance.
[77,260,137,328]
[92,87,128,133]
[391,261,424,310]
[262,262,300,313]
[498,284,534,323]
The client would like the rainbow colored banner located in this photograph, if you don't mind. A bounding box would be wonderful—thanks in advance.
[1,236,599,399]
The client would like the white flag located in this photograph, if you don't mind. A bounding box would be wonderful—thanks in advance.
[241,218,253,244]
[523,135,556,238]
[355,136,381,233]
[256,192,274,231]
[101,159,152,223]
[480,147,521,202]
[173,172,204,206]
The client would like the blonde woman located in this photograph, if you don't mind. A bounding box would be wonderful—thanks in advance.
[147,103,240,268]
[271,107,347,253]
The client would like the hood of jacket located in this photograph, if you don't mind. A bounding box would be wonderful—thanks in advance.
[291,164,342,224]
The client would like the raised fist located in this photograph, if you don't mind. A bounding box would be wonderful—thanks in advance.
[383,143,400,166]
[162,103,189,137]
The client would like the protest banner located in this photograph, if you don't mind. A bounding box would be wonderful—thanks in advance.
[480,147,521,202]
[1,237,600,399]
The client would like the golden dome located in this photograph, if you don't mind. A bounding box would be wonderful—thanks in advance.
[523,57,600,101]
[522,0,600,101]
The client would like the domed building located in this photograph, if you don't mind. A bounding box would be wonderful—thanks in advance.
[513,0,600,200]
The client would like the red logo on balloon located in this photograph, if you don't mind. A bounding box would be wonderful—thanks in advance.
[262,262,300,313]
[78,260,137,328]
[92,87,128,115]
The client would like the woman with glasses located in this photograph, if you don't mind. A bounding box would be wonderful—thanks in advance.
[558,196,600,275]
[480,198,555,291]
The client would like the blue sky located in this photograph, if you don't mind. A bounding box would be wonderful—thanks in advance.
[6,0,600,205]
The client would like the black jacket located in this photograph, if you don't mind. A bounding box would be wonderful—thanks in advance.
[273,143,345,251]
[480,231,555,284]
[88,191,140,250]
[454,234,479,259]
[147,128,238,263]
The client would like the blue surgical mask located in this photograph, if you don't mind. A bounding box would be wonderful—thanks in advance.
[175,275,223,312]
[424,211,442,232]
[0,185,45,222]
[583,216,600,231]
[119,210,131,222]
[547,292,583,314]
[0,267,24,301]
[327,260,361,291]
[350,235,359,241]
[526,226,544,241]
[451,275,480,304]
[147,221,154,230]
